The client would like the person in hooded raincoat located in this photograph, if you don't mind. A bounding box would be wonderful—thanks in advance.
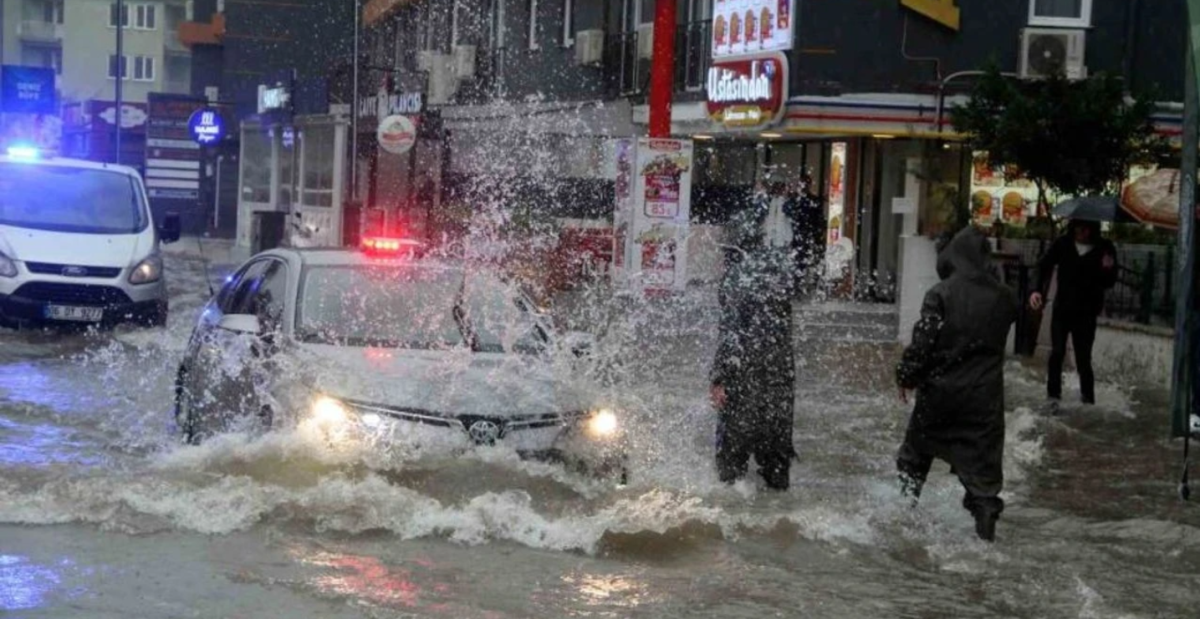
[896,226,1019,541]
[710,204,797,490]
[1029,219,1118,407]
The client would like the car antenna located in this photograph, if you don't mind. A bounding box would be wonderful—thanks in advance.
[195,235,215,297]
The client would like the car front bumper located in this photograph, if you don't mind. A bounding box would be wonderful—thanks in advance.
[0,276,167,327]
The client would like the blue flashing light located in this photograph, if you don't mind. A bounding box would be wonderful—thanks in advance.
[6,145,40,159]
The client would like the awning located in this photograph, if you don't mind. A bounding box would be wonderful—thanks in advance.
[364,0,416,27]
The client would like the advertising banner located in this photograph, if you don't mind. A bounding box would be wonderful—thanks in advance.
[1,65,56,115]
[711,0,795,58]
[145,94,207,205]
[612,138,694,294]
[706,52,789,130]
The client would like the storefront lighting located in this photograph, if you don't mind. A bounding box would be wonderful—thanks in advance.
[693,134,715,140]
[761,132,783,139]
[872,134,896,140]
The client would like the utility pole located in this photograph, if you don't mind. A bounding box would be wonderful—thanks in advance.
[351,0,360,200]
[648,0,677,138]
[114,0,124,164]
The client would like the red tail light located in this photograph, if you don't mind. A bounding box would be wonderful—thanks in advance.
[361,236,421,255]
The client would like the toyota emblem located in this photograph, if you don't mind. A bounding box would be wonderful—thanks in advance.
[467,420,501,445]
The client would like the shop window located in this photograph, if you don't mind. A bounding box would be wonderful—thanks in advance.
[241,129,272,204]
[301,125,336,208]
[1028,0,1091,28]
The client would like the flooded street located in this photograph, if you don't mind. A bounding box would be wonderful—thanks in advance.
[2,248,1199,619]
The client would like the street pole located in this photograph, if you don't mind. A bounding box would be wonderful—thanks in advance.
[648,0,677,138]
[114,0,123,164]
[351,0,362,243]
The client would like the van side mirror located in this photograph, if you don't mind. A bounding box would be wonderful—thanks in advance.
[160,212,182,244]
[218,314,261,335]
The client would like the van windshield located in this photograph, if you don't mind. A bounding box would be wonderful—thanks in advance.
[0,163,149,234]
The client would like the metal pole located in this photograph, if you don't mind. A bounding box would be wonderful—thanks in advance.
[648,0,677,138]
[213,154,224,230]
[1172,28,1199,499]
[114,0,123,164]
[351,0,360,202]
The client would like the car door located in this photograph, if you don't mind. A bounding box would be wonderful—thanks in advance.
[179,259,278,438]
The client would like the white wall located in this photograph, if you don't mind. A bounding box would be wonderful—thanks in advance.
[897,235,938,345]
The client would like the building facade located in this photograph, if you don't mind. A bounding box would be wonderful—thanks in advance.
[358,0,1186,303]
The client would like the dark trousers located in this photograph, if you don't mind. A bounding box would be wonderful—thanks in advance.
[1047,308,1098,404]
[896,439,1004,517]
[716,412,792,490]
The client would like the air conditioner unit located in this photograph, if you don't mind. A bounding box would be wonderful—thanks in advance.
[1019,28,1087,80]
[426,55,459,105]
[453,44,477,78]
[636,24,654,60]
[416,50,435,72]
[575,29,605,66]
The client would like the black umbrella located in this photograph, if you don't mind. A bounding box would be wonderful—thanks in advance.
[1052,196,1137,223]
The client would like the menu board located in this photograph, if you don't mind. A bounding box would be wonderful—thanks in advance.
[970,152,1043,228]
[712,0,796,58]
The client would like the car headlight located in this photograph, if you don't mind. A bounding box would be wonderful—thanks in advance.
[311,396,350,426]
[129,255,163,284]
[0,253,15,278]
[585,408,621,439]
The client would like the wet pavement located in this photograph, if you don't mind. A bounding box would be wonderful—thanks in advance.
[1,242,1198,618]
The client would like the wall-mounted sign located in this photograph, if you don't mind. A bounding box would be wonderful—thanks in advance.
[900,0,960,31]
[706,52,789,130]
[376,114,417,155]
[257,84,291,115]
[611,138,693,294]
[712,0,795,58]
[187,108,226,145]
[1,65,57,114]
[99,104,148,128]
[358,91,424,120]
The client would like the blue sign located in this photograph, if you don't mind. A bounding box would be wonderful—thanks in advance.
[187,108,226,145]
[1,65,56,114]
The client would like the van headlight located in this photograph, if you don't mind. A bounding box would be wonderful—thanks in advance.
[0,253,15,278]
[129,255,163,284]
[585,408,621,439]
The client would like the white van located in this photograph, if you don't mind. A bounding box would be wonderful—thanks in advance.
[0,147,181,329]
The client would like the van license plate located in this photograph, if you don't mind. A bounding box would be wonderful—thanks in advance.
[45,305,103,322]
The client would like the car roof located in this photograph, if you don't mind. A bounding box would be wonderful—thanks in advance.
[258,245,453,269]
[0,154,142,178]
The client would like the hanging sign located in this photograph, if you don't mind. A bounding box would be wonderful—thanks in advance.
[611,138,694,294]
[706,52,789,130]
[187,108,226,145]
[377,114,417,155]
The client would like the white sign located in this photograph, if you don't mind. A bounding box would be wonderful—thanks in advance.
[98,105,147,129]
[612,138,694,294]
[376,115,417,155]
[359,91,423,119]
[891,197,916,215]
[257,84,290,114]
[712,0,795,58]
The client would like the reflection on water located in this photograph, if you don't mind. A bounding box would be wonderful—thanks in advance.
[0,554,60,611]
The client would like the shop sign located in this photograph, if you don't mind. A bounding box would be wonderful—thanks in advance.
[712,0,795,58]
[376,115,417,155]
[98,104,147,129]
[1,65,56,115]
[257,84,291,114]
[187,108,226,145]
[900,0,960,31]
[706,53,788,130]
[358,91,423,119]
[611,138,693,294]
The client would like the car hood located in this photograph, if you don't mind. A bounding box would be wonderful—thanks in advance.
[0,224,149,267]
[292,343,596,418]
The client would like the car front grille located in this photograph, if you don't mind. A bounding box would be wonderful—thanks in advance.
[25,262,122,279]
[12,282,133,306]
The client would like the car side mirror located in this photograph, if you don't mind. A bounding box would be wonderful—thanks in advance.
[160,212,182,244]
[218,314,261,335]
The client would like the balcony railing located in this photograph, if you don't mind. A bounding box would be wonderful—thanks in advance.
[18,20,62,42]
[605,20,712,97]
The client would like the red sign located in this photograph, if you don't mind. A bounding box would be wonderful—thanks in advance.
[705,52,789,130]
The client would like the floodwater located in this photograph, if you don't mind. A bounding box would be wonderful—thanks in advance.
[1,244,1198,619]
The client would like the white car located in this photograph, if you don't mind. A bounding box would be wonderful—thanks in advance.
[0,146,181,328]
[173,238,627,480]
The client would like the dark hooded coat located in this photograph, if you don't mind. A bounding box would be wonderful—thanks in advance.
[896,227,1019,495]
[711,207,797,480]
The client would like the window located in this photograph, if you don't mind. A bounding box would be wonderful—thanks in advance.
[133,56,155,81]
[136,4,156,29]
[107,54,128,79]
[1029,0,1092,28]
[528,0,540,50]
[562,0,574,47]
[43,0,64,24]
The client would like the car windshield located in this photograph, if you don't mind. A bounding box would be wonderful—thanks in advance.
[297,264,546,353]
[0,162,148,234]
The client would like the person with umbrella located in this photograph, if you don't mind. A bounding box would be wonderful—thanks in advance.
[1029,217,1119,408]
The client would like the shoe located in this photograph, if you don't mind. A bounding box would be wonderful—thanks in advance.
[974,509,999,542]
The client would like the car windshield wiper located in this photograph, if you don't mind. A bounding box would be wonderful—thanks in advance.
[452,278,479,352]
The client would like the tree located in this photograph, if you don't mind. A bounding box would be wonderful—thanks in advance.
[952,65,1167,217]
